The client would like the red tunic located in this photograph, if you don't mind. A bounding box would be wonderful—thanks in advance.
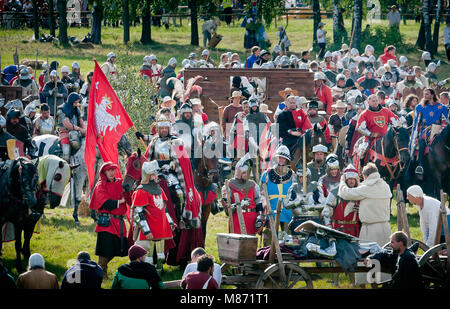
[357,107,398,137]
[132,188,173,241]
[292,109,313,133]
[315,85,333,115]
[89,163,127,238]
[229,182,258,235]
[331,199,360,237]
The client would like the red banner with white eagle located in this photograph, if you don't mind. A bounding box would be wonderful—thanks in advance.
[85,59,133,189]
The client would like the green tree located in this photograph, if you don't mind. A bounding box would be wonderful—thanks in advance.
[48,0,56,37]
[57,0,69,45]
[123,0,130,43]
[90,0,103,44]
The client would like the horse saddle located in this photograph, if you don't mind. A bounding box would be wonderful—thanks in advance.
[338,125,349,148]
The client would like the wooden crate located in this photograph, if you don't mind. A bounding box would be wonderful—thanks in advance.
[217,233,258,265]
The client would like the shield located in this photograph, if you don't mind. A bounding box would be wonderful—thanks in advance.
[324,70,336,85]
[374,116,386,128]
[6,139,24,159]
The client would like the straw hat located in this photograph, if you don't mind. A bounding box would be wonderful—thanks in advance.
[332,100,347,109]
[259,103,272,114]
[229,90,245,100]
[160,96,176,109]
[278,87,298,98]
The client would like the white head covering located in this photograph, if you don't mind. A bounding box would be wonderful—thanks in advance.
[343,164,359,179]
[107,52,116,61]
[312,144,328,153]
[142,160,159,177]
[407,185,424,198]
[29,253,45,269]
[274,145,291,161]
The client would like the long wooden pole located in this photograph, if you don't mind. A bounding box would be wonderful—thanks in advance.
[302,132,306,194]
[225,179,234,233]
[439,191,450,272]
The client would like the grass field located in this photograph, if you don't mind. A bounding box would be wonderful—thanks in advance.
[0,17,448,289]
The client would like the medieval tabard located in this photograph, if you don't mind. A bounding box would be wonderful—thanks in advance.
[330,194,360,237]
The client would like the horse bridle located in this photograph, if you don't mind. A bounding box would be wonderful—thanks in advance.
[380,130,408,181]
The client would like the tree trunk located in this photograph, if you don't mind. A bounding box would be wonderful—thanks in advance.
[351,0,362,50]
[91,0,103,44]
[123,0,130,44]
[416,17,425,49]
[401,2,407,25]
[333,0,339,45]
[432,0,442,54]
[32,0,39,40]
[312,0,321,45]
[57,0,68,45]
[189,0,199,46]
[48,0,55,37]
[140,0,152,44]
[423,0,434,56]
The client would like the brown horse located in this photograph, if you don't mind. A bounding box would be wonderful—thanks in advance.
[193,136,219,243]
[290,124,328,171]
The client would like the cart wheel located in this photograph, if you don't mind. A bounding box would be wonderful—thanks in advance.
[255,262,314,289]
[418,243,449,289]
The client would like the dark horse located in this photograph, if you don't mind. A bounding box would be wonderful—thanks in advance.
[193,136,219,242]
[412,124,450,198]
[353,126,410,191]
[0,157,38,271]
[290,123,328,172]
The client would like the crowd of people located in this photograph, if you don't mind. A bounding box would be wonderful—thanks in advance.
[0,29,450,289]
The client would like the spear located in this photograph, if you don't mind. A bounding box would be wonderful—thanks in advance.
[34,48,38,81]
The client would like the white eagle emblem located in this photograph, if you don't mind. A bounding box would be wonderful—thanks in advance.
[95,95,121,137]
[153,195,164,210]
[188,188,194,203]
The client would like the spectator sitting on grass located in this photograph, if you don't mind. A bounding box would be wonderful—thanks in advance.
[61,251,103,289]
[182,247,222,287]
[181,254,219,289]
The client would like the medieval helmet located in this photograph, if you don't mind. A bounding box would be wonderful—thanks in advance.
[61,65,70,74]
[399,56,408,65]
[296,167,312,178]
[248,94,259,108]
[142,160,159,178]
[325,153,339,170]
[421,51,431,61]
[274,145,291,161]
[179,103,193,115]
[156,114,171,128]
[107,52,116,61]
[312,144,328,154]
[324,51,333,59]
[72,61,80,70]
[234,153,252,179]
[343,164,359,179]
[168,57,177,68]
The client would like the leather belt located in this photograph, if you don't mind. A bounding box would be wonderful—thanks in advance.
[333,220,358,225]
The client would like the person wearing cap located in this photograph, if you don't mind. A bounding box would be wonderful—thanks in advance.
[317,22,327,60]
[12,68,39,98]
[357,67,380,98]
[314,72,333,115]
[131,160,174,274]
[222,90,244,139]
[157,57,177,99]
[8,65,27,86]
[356,94,399,160]
[111,244,164,289]
[89,162,128,278]
[307,144,328,182]
[387,5,401,29]
[42,70,68,116]
[191,98,208,129]
[5,107,35,158]
[61,251,103,289]
[16,253,59,289]
[260,145,295,232]
[221,154,264,235]
[409,88,448,177]
[378,73,397,101]
[338,162,392,246]
[56,92,86,162]
[245,46,261,69]
[406,185,444,247]
[306,99,332,148]
[140,55,162,84]
[201,49,216,68]
[60,65,78,94]
[274,87,298,119]
[69,61,85,89]
[253,49,270,68]
[101,52,118,80]
[322,163,360,236]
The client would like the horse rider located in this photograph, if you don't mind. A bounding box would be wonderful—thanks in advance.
[378,73,397,102]
[357,67,380,98]
[221,154,264,235]
[277,95,312,159]
[0,115,17,161]
[131,160,175,275]
[345,99,365,160]
[396,69,425,102]
[356,94,400,161]
[260,145,295,233]
[5,108,36,159]
[42,70,68,116]
[409,88,449,178]
[314,72,333,115]
[306,99,332,150]
[172,103,197,165]
[227,99,251,164]
[307,144,328,182]
[56,93,86,162]
[321,164,361,237]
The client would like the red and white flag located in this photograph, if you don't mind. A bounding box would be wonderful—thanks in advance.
[85,59,133,189]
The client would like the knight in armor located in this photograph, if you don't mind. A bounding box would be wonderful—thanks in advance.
[314,72,333,115]
[69,61,84,90]
[307,144,328,182]
[317,154,342,199]
[396,69,424,101]
[228,99,250,161]
[378,73,397,101]
[11,68,39,98]
[320,51,337,71]
[23,102,37,137]
[42,70,68,116]
[131,161,175,274]
[221,154,264,235]
[356,94,400,160]
[260,145,295,232]
[60,65,79,94]
[357,67,380,98]
[157,57,177,99]
[140,54,163,85]
[321,164,360,236]
[5,108,35,158]
[56,93,86,162]
[33,103,55,136]
[331,74,347,101]
[306,100,332,149]
[409,88,449,177]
